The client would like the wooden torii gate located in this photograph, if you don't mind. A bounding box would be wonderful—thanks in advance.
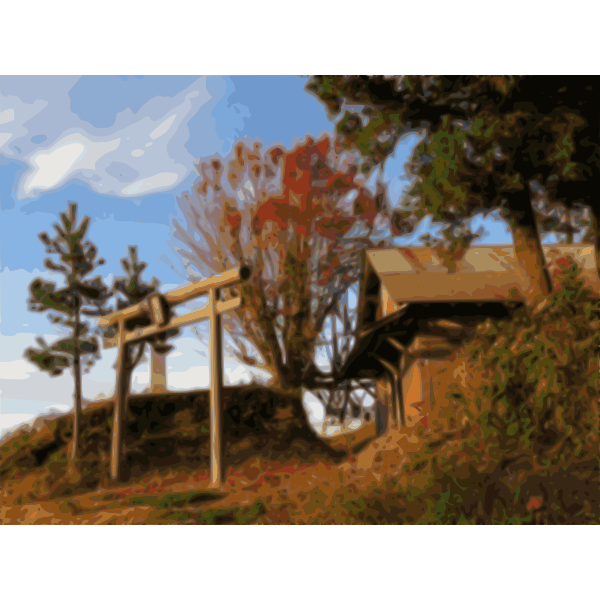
[99,265,251,487]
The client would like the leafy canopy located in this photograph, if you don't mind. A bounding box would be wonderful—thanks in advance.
[307,76,600,241]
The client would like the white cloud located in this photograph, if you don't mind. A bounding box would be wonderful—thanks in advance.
[0,108,15,125]
[0,414,35,439]
[0,359,36,380]
[169,365,209,390]
[0,132,13,147]
[121,172,178,195]
[24,135,121,193]
[32,140,86,184]
[0,358,114,405]
[149,114,177,140]
[6,77,223,200]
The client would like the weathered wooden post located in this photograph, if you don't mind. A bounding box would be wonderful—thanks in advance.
[389,372,399,428]
[209,286,223,489]
[110,319,127,482]
[386,337,406,428]
[397,354,407,427]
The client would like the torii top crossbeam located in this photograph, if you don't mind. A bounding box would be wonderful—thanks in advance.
[99,265,252,347]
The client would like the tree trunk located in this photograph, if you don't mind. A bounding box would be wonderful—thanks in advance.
[71,303,82,462]
[510,201,553,305]
[266,319,288,388]
[596,229,600,283]
[589,206,600,279]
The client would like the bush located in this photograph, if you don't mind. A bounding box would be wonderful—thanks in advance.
[391,259,600,524]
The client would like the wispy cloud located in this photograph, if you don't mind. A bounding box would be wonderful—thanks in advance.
[1,76,232,200]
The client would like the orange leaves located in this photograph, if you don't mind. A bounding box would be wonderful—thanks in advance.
[253,197,299,234]
[226,212,242,232]
[253,137,365,242]
[269,146,284,164]
[224,203,242,233]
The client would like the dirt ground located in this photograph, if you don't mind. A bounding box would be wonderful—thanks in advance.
[0,425,428,525]
[0,378,445,525]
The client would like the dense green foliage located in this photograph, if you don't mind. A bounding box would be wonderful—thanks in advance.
[107,246,177,375]
[307,76,600,273]
[112,246,160,310]
[396,263,600,524]
[461,259,599,468]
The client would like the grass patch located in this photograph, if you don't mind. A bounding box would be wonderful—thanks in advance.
[128,490,226,509]
[160,500,266,524]
[160,500,267,525]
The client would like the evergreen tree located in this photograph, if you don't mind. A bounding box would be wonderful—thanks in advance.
[307,76,600,302]
[108,246,176,382]
[25,203,110,460]
[113,246,160,310]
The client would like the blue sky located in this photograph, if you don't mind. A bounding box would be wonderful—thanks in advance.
[0,75,516,437]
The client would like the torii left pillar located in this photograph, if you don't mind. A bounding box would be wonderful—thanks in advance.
[111,321,127,482]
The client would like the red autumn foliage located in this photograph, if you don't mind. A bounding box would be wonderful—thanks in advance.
[174,136,387,388]
[527,496,543,511]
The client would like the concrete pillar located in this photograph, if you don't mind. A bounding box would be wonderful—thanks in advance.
[149,346,167,393]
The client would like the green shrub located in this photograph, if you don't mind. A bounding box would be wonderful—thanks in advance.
[391,260,599,524]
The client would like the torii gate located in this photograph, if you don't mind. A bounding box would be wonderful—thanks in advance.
[99,265,251,487]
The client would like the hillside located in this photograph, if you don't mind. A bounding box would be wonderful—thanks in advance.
[3,382,597,524]
[0,387,345,504]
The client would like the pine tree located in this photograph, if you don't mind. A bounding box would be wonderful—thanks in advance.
[25,203,110,460]
[109,246,176,382]
[113,246,160,310]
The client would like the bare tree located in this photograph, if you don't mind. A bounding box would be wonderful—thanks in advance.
[170,136,388,390]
